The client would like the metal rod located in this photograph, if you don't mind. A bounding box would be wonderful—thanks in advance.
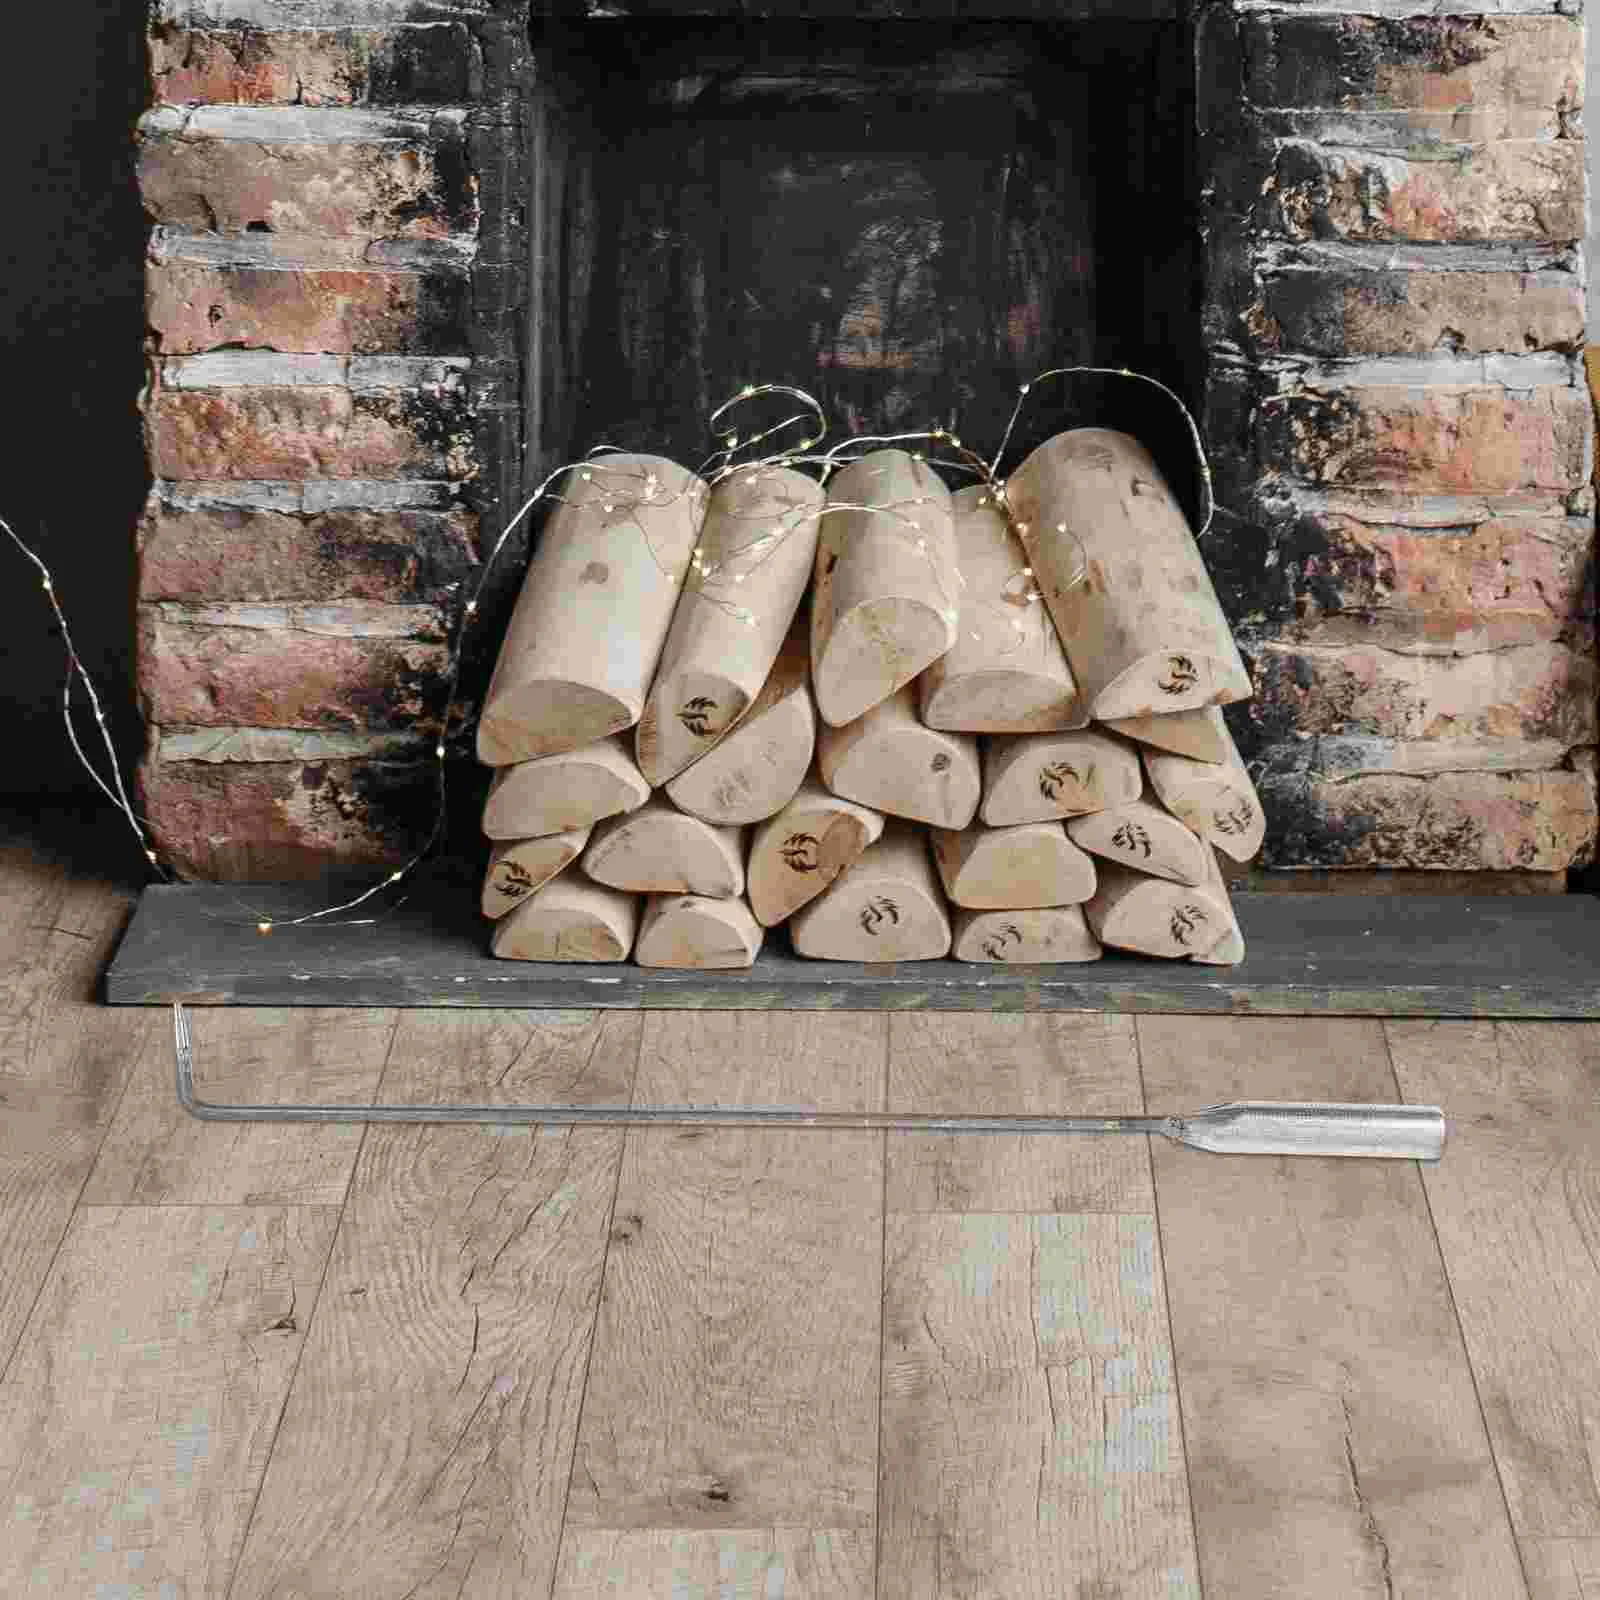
[172,1005,1445,1158]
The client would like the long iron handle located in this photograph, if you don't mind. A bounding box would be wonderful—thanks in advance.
[171,1005,1444,1159]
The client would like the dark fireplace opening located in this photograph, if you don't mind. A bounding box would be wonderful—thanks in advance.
[526,14,1201,511]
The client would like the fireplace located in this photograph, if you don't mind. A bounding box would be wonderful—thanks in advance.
[139,0,1593,885]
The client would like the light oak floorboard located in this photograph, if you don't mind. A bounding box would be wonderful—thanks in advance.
[84,1007,399,1206]
[886,1012,1149,1215]
[0,1203,337,1597]
[226,1009,638,1599]
[554,1526,874,1597]
[1522,1539,1600,1600]
[1386,1022,1600,1549]
[557,1014,885,1595]
[1140,1015,1526,1599]
[0,865,153,1381]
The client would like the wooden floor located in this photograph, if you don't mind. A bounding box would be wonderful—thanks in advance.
[3,814,1599,1598]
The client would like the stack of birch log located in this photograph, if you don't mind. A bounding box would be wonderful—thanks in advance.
[474,429,1262,969]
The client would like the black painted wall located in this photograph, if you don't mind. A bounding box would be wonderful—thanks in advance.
[0,0,148,799]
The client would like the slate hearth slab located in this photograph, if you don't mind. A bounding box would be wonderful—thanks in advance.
[105,882,1600,1017]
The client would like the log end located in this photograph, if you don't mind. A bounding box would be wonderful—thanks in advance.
[951,906,1102,964]
[636,673,752,788]
[1091,655,1252,723]
[748,809,873,927]
[921,670,1088,735]
[814,598,958,727]
[790,879,951,963]
[491,904,634,963]
[635,895,764,969]
[476,682,636,767]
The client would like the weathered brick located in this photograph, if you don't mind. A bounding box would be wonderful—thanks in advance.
[1243,17,1581,142]
[1254,760,1596,871]
[138,753,434,880]
[1260,495,1593,653]
[1246,639,1598,750]
[146,384,476,479]
[138,499,478,604]
[147,260,471,354]
[137,111,475,242]
[138,610,449,731]
[1256,268,1583,358]
[1258,383,1591,495]
[149,24,478,107]
[1264,139,1584,245]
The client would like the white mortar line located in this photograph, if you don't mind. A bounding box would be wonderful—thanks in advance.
[139,104,467,145]
[155,479,462,512]
[160,352,471,390]
[149,225,476,274]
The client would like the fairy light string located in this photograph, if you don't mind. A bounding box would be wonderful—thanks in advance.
[8,365,1218,931]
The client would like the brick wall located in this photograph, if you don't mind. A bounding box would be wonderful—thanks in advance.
[138,0,526,878]
[136,0,1594,878]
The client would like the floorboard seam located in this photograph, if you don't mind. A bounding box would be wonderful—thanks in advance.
[220,1011,392,1600]
[1136,1015,1207,1600]
[1381,1019,1535,1600]
[872,1015,892,1600]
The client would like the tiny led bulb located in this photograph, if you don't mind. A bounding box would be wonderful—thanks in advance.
[434,744,446,759]
[256,921,273,936]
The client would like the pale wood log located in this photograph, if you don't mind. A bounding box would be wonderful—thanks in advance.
[561,1013,882,1547]
[1387,1021,1600,1551]
[482,737,649,839]
[1082,860,1231,959]
[789,819,951,962]
[950,904,1102,964]
[476,453,708,764]
[931,819,1096,909]
[1006,428,1252,719]
[745,774,885,927]
[481,828,591,919]
[818,683,980,829]
[810,448,959,726]
[227,1050,624,1598]
[634,893,765,969]
[1103,705,1230,763]
[1067,794,1209,886]
[1188,845,1245,966]
[663,623,815,825]
[918,484,1085,733]
[636,465,824,784]
[1141,1016,1526,1596]
[0,1205,337,1600]
[581,798,747,897]
[491,874,638,962]
[1142,721,1265,862]
[980,728,1141,826]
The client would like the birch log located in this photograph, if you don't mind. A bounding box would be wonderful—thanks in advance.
[476,454,707,764]
[1082,861,1231,960]
[789,820,951,962]
[635,894,765,969]
[1066,795,1208,887]
[636,466,823,785]
[480,828,591,919]
[1103,706,1229,763]
[930,821,1096,910]
[1005,429,1251,719]
[818,683,980,829]
[482,738,649,839]
[664,624,815,825]
[980,729,1140,827]
[951,905,1101,964]
[746,775,885,927]
[1141,723,1265,862]
[581,798,746,898]
[810,449,959,726]
[1188,846,1245,966]
[918,485,1085,733]
[491,874,639,962]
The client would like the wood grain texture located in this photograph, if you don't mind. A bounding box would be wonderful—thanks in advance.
[84,1007,397,1206]
[879,1211,1197,1598]
[0,1204,337,1597]
[1140,1015,1526,1598]
[886,1011,1148,1215]
[1386,1021,1600,1546]
[560,1013,884,1583]
[554,1526,874,1597]
[228,1120,624,1598]
[1521,1539,1600,1600]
